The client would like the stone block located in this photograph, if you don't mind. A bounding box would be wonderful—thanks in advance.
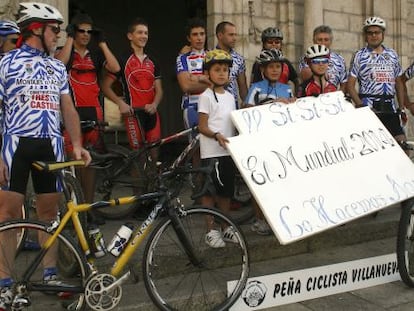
[324,12,349,31]
[322,0,363,14]
[372,0,394,20]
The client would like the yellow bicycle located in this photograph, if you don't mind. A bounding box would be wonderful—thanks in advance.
[0,160,249,311]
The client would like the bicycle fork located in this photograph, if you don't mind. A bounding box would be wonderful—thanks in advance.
[168,200,204,268]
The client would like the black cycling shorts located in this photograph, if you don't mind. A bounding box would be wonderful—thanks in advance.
[7,137,62,195]
[201,156,236,198]
[376,113,404,137]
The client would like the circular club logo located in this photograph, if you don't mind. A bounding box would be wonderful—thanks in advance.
[241,280,267,307]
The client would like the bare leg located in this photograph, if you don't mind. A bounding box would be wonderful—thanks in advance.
[35,193,60,270]
[0,191,24,279]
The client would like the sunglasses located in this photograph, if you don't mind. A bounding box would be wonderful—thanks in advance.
[310,58,329,65]
[76,28,93,34]
[47,25,61,34]
[266,39,282,44]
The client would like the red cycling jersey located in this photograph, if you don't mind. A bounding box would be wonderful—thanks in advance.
[112,50,162,149]
[297,78,337,97]
[69,50,101,108]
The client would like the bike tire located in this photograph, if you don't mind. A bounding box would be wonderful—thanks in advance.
[142,205,249,311]
[58,174,87,278]
[16,203,29,254]
[94,144,153,220]
[397,198,414,287]
[0,219,89,310]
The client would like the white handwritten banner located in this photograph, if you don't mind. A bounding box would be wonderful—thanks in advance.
[227,107,414,244]
[231,91,354,134]
[228,253,400,310]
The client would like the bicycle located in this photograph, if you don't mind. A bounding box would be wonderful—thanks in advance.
[0,159,249,311]
[90,122,254,224]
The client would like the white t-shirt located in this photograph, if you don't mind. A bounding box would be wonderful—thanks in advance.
[198,88,236,159]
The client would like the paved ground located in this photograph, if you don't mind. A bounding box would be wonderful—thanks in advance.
[22,180,414,310]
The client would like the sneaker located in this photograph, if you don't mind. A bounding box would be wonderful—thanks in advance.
[0,287,12,311]
[43,275,74,298]
[223,226,239,243]
[205,230,225,248]
[251,219,272,236]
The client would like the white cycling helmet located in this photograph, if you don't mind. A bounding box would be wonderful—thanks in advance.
[17,2,63,28]
[0,20,20,36]
[305,44,330,59]
[363,16,386,31]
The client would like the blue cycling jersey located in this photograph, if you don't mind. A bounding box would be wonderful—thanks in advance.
[245,80,292,105]
[0,43,69,138]
[349,44,402,109]
[176,50,206,109]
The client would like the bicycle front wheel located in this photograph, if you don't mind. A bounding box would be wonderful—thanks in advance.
[0,220,89,310]
[143,206,249,311]
[397,199,414,287]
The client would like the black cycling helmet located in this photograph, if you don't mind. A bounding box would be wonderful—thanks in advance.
[256,49,284,66]
[261,27,283,42]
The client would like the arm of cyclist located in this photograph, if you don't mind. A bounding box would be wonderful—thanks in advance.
[145,79,163,115]
[61,94,91,165]
[396,75,406,112]
[98,38,121,74]
[346,76,363,108]
[177,70,212,94]
[101,71,133,116]
[54,35,74,65]
[198,112,229,148]
[237,71,248,104]
[0,102,7,185]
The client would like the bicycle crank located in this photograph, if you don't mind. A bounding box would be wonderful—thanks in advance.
[85,272,129,311]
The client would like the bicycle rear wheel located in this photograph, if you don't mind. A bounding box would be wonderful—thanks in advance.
[94,144,152,219]
[397,199,414,287]
[143,206,249,311]
[0,220,89,310]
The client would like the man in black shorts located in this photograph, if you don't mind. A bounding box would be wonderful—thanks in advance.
[0,3,90,307]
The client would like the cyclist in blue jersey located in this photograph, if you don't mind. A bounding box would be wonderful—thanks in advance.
[347,16,406,143]
[176,17,211,130]
[215,21,248,109]
[299,25,347,92]
[0,20,20,138]
[0,20,19,54]
[0,3,90,308]
[244,49,294,235]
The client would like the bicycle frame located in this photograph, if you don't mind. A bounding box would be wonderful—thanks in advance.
[28,160,185,280]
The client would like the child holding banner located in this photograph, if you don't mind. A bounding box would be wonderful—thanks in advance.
[198,49,239,248]
[244,48,294,235]
[297,44,337,97]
